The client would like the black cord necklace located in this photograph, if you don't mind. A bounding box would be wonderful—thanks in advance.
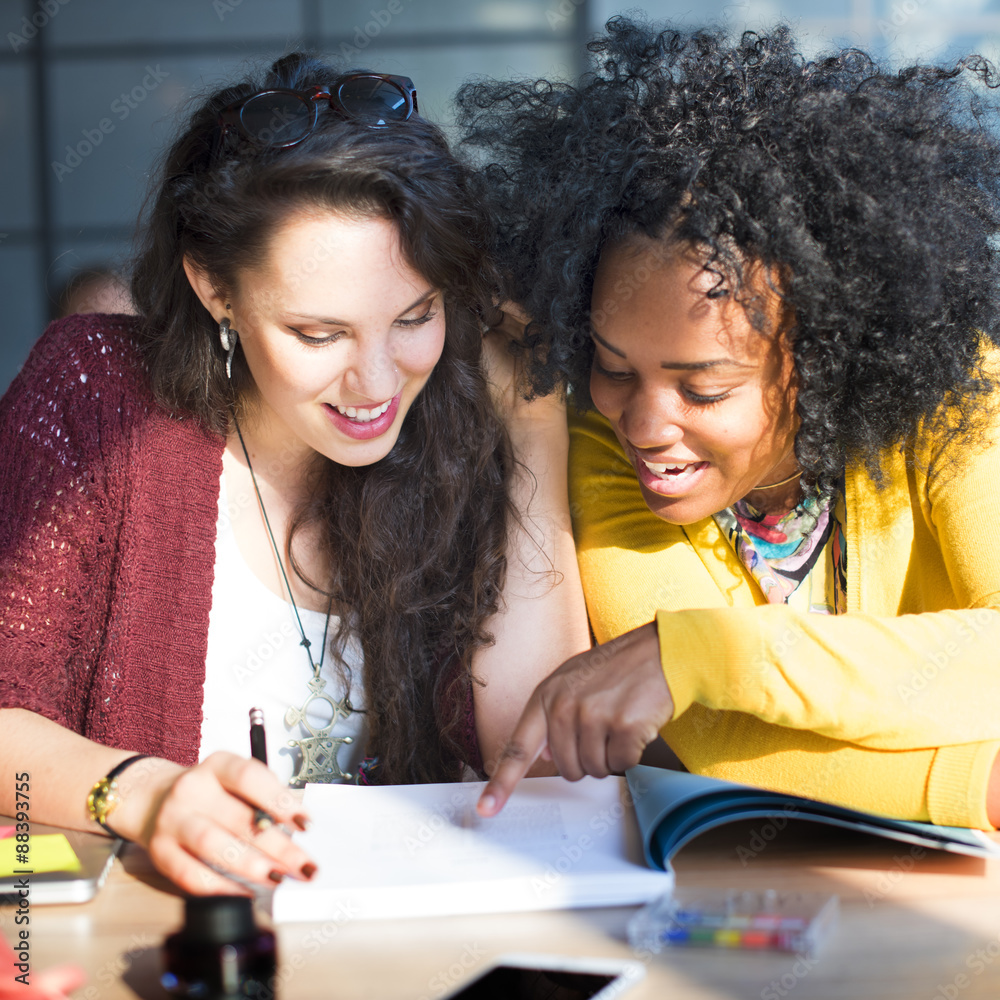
[231,413,356,786]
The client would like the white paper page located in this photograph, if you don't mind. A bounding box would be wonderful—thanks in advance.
[272,775,674,922]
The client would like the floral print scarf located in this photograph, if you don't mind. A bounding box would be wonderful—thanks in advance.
[713,489,847,613]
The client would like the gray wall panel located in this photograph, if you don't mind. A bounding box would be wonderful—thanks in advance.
[0,246,46,394]
[0,62,37,231]
[47,0,305,47]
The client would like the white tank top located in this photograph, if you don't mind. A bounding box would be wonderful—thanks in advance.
[200,472,367,785]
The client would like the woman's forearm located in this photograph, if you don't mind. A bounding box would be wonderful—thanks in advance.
[0,708,166,834]
[0,707,317,894]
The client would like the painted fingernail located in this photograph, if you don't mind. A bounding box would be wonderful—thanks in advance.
[293,813,311,832]
[268,870,284,884]
[300,863,317,880]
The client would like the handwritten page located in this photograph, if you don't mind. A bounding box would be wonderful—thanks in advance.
[272,775,674,922]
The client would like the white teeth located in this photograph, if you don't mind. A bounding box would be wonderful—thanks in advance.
[643,460,691,474]
[335,400,390,422]
[642,459,703,479]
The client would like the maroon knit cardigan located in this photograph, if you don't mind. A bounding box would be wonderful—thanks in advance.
[0,315,481,773]
[0,315,222,763]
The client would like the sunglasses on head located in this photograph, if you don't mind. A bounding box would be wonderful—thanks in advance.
[215,73,418,152]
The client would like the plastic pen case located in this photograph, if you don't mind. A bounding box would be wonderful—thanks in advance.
[628,889,839,957]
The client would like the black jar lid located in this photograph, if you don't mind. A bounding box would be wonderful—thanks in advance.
[180,896,258,944]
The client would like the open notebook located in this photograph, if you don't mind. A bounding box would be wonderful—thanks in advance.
[272,774,674,922]
[272,767,1000,923]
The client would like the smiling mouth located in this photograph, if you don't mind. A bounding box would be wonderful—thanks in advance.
[322,394,401,441]
[332,400,391,423]
[631,451,711,495]
[639,458,708,479]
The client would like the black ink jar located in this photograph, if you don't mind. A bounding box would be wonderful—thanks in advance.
[162,896,277,999]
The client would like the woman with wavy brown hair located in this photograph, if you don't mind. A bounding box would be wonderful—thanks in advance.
[0,54,588,894]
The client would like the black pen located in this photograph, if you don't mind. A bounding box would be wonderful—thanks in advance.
[249,707,274,831]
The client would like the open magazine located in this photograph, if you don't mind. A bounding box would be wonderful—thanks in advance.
[626,764,1000,870]
[273,766,1000,923]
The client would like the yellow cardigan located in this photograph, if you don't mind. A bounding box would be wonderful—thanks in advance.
[569,407,1000,829]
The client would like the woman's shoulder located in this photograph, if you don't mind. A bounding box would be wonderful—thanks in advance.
[568,405,627,463]
[2,313,223,467]
[568,405,632,503]
[912,346,1000,471]
[1,314,162,465]
[845,353,1000,525]
[9,313,151,412]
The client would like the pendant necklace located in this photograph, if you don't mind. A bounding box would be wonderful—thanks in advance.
[232,416,356,786]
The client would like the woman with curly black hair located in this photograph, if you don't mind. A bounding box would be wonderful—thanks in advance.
[465,18,1000,829]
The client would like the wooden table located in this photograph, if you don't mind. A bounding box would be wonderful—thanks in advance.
[5,819,1000,1000]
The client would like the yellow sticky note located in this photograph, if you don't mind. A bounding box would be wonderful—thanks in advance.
[0,834,82,878]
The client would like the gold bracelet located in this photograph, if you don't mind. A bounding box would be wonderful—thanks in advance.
[86,754,151,839]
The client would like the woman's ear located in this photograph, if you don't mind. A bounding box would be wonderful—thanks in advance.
[182,256,228,321]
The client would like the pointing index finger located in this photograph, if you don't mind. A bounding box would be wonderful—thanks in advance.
[477,698,549,817]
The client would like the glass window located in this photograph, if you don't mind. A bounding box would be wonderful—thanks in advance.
[0,63,37,231]
[48,0,304,46]
[588,0,853,33]
[48,54,257,230]
[320,0,578,39]
[0,245,45,396]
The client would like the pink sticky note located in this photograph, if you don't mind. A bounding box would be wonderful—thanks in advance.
[0,827,14,840]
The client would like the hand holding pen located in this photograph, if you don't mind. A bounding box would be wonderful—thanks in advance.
[247,707,316,857]
[249,707,274,831]
[105,737,318,896]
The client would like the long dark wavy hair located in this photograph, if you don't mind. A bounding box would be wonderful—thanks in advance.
[132,53,513,783]
[459,18,1000,498]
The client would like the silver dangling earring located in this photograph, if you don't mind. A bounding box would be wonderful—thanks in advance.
[219,316,238,380]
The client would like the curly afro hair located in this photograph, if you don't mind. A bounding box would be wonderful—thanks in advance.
[458,17,1000,497]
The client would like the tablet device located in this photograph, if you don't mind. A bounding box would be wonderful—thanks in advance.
[0,816,122,905]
